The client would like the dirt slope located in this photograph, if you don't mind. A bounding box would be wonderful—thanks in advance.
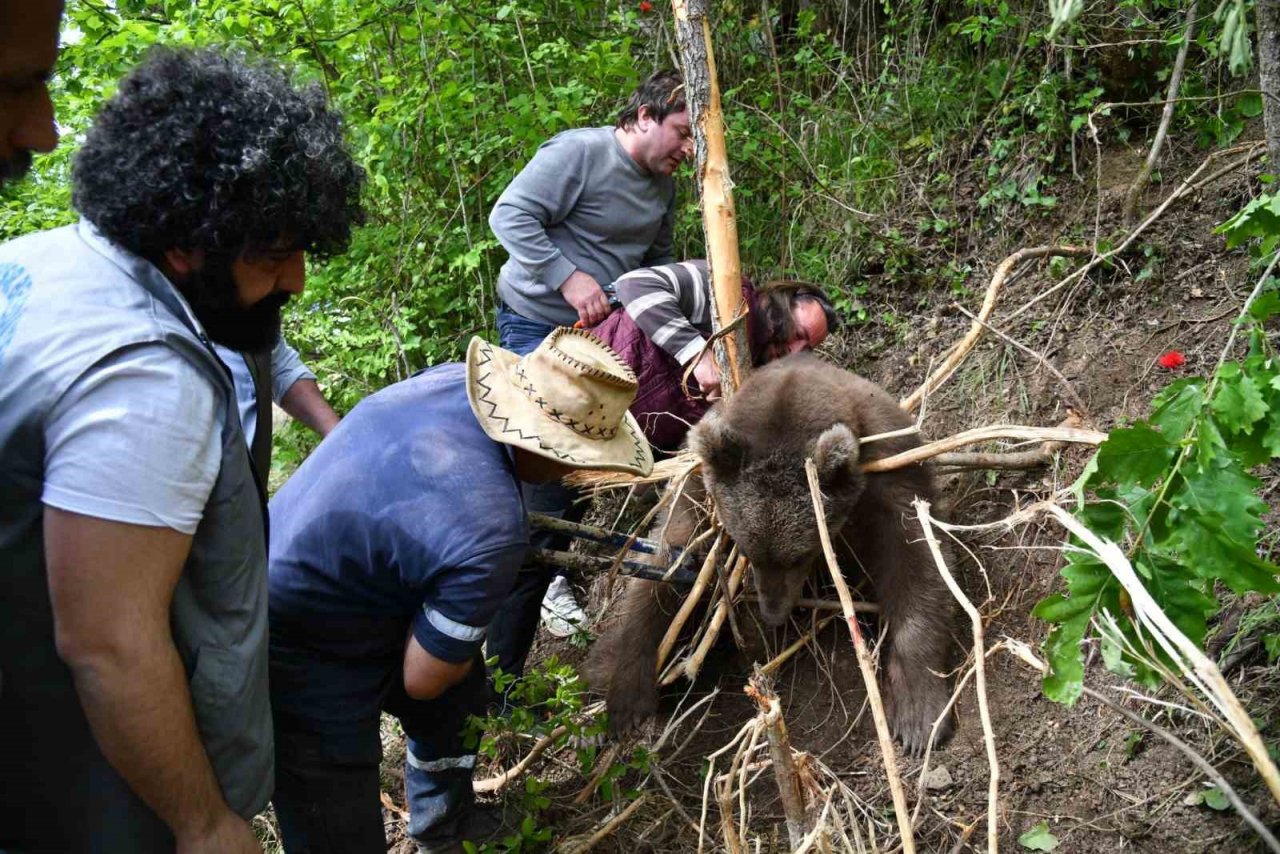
[372,132,1280,853]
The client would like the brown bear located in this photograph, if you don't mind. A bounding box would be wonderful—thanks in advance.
[583,353,957,754]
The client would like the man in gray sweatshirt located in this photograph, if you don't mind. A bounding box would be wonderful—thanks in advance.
[486,70,691,682]
[489,69,690,335]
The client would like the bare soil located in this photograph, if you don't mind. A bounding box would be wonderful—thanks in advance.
[373,131,1280,853]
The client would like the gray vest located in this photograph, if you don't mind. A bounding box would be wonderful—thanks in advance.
[0,222,272,851]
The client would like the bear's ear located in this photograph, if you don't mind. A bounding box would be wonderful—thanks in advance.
[813,423,860,489]
[689,409,747,477]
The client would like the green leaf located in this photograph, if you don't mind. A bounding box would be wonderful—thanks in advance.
[1091,424,1177,487]
[1036,554,1112,706]
[1197,785,1231,811]
[1163,522,1280,595]
[1212,364,1268,434]
[1172,462,1265,548]
[1100,629,1136,678]
[1239,92,1264,118]
[1018,821,1060,850]
[1248,290,1280,322]
[1216,192,1280,253]
[1040,616,1088,705]
[1149,379,1207,442]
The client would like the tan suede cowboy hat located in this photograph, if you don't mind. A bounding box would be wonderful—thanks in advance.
[465,328,654,476]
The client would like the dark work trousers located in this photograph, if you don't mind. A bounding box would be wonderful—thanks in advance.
[486,305,586,679]
[269,615,489,853]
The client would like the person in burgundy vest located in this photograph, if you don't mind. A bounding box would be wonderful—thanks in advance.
[590,259,839,453]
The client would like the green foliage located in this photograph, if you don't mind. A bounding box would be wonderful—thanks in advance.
[1018,820,1060,851]
[1215,0,1253,75]
[467,656,650,851]
[1216,190,1280,256]
[1185,783,1232,810]
[469,657,600,851]
[1036,308,1280,703]
[1036,195,1280,704]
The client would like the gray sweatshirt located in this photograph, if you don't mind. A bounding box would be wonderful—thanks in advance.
[489,127,676,327]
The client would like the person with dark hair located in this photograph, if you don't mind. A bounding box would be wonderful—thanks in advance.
[592,262,837,449]
[0,46,364,853]
[485,69,691,679]
[0,0,63,186]
[489,69,689,334]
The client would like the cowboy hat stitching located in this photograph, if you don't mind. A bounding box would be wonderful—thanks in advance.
[544,328,638,388]
[470,337,652,471]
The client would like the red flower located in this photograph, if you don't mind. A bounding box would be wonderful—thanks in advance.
[639,0,653,11]
[1157,350,1186,370]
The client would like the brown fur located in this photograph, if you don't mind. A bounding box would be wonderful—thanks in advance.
[584,354,958,754]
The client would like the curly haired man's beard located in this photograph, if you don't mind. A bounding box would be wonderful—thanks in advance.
[0,150,34,186]
[179,259,288,353]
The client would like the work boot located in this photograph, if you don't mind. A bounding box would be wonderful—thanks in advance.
[415,805,511,854]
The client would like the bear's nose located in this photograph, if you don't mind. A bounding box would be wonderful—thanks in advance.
[758,602,791,627]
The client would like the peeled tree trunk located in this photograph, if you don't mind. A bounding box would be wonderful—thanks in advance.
[670,0,749,395]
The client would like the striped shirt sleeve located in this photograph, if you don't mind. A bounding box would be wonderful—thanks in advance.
[614,260,713,365]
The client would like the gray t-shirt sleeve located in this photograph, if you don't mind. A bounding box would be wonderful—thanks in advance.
[270,337,316,403]
[488,134,591,294]
[42,343,221,534]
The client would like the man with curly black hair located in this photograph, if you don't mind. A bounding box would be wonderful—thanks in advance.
[0,47,364,853]
[0,0,63,186]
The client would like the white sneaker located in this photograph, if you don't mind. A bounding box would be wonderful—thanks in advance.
[540,576,586,637]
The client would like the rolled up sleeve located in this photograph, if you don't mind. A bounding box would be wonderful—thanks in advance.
[269,337,317,403]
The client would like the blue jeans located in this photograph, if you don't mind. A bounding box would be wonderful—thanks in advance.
[486,306,585,680]
[269,616,490,852]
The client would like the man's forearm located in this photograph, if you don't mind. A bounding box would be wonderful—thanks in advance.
[280,378,340,437]
[67,636,233,842]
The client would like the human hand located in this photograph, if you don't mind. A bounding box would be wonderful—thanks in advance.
[176,810,261,854]
[692,350,722,401]
[560,270,612,327]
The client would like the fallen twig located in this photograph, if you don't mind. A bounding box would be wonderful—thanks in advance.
[657,530,728,671]
[761,614,839,675]
[914,500,999,854]
[527,547,701,585]
[565,426,920,491]
[746,669,814,849]
[573,744,620,805]
[1003,639,1280,853]
[1120,0,1199,227]
[1041,503,1280,807]
[861,424,1107,473]
[902,245,1092,412]
[951,304,1088,415]
[557,793,651,854]
[677,553,749,683]
[1006,142,1264,325]
[473,724,571,794]
[805,458,916,854]
[529,513,664,555]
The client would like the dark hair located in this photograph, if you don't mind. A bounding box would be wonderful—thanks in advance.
[616,70,687,130]
[747,280,839,366]
[73,47,365,264]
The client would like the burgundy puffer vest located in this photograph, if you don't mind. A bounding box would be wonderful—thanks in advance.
[589,281,756,453]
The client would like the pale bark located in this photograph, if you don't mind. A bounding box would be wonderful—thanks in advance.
[671,0,749,394]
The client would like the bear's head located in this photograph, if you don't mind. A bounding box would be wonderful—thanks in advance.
[689,411,866,626]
